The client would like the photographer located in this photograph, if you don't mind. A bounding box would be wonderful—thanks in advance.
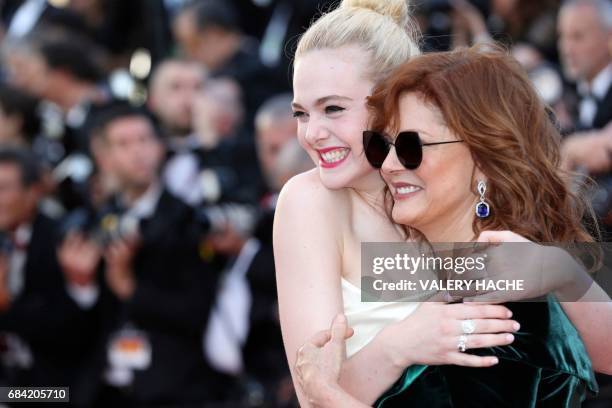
[558,0,612,239]
[0,148,99,404]
[80,104,231,405]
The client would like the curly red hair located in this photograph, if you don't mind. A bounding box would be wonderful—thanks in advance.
[367,45,598,243]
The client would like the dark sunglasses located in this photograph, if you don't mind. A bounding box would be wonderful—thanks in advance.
[363,130,463,169]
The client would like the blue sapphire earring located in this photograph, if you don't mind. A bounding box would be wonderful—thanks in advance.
[475,180,490,218]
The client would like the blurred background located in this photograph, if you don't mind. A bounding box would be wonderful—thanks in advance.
[0,0,609,406]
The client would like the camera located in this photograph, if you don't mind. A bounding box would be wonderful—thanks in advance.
[59,207,140,248]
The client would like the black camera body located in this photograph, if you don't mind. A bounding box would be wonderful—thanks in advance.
[59,207,140,248]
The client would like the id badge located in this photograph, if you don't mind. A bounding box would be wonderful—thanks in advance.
[107,327,152,370]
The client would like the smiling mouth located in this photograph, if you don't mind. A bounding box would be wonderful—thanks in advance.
[319,148,350,168]
[393,183,422,200]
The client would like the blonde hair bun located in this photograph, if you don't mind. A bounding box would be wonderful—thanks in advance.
[341,0,410,27]
[295,0,419,83]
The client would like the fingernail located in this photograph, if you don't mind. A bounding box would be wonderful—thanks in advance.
[506,334,514,342]
[336,314,346,323]
[513,322,520,331]
[491,357,499,365]
[507,311,513,318]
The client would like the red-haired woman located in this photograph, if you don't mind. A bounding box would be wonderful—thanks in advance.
[296,45,611,407]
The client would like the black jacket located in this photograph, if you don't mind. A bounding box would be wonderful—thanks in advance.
[0,213,100,393]
[100,190,231,405]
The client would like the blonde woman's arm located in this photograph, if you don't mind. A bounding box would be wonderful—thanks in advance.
[274,172,409,406]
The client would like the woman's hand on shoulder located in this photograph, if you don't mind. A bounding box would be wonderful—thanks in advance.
[470,230,594,302]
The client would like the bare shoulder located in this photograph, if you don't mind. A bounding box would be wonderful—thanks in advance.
[275,169,350,225]
[273,169,351,271]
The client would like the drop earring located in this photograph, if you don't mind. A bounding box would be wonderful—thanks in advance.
[475,180,490,218]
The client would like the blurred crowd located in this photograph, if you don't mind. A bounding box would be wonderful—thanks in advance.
[0,0,609,407]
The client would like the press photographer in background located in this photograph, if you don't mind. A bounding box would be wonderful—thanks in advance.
[62,103,232,406]
[147,57,207,146]
[202,93,312,407]
[558,0,612,241]
[0,148,101,406]
[162,75,263,212]
[172,0,285,128]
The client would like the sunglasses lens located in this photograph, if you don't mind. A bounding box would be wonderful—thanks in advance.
[395,131,422,169]
[363,131,389,168]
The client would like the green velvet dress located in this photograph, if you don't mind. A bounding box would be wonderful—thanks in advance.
[375,296,598,407]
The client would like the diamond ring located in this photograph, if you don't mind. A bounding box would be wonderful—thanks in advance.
[461,319,476,335]
[457,334,468,352]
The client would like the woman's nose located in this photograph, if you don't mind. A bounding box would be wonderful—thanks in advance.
[303,119,330,146]
[381,145,404,175]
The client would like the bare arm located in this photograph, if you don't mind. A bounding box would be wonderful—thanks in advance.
[337,332,408,404]
[312,384,371,408]
[561,292,612,374]
[538,245,612,374]
[295,314,370,408]
[274,173,418,405]
[274,174,348,407]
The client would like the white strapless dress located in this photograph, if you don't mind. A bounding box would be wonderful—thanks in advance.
[341,278,419,357]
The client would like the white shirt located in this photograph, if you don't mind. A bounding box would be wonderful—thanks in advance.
[112,182,163,243]
[7,225,31,298]
[163,138,221,206]
[578,63,612,128]
[6,0,46,39]
[204,238,259,375]
[123,182,162,220]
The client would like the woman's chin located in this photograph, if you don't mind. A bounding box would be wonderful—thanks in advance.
[319,174,351,190]
[318,166,358,190]
[392,207,425,231]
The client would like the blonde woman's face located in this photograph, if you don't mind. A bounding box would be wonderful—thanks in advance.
[292,46,380,191]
